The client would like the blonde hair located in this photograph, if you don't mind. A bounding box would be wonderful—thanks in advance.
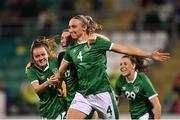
[72,15,102,34]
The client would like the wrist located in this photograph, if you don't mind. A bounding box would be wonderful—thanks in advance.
[148,52,153,59]
[46,78,51,86]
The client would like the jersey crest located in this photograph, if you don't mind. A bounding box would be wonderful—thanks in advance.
[133,86,139,93]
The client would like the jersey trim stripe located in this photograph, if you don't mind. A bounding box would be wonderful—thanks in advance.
[109,43,114,50]
[31,80,39,84]
[63,58,70,63]
[148,93,158,100]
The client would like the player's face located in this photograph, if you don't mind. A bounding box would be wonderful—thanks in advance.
[119,57,136,77]
[61,31,70,47]
[68,19,84,39]
[32,47,48,69]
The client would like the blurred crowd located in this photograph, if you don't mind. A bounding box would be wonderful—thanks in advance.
[0,0,180,117]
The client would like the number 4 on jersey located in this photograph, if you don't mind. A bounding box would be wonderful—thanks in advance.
[107,105,112,115]
[77,51,83,62]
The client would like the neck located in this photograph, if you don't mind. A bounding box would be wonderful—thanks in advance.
[126,71,135,81]
[78,32,89,42]
[35,64,47,71]
[62,47,67,51]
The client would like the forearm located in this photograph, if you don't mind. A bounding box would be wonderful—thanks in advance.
[111,44,152,58]
[58,60,69,80]
[153,104,161,119]
[150,97,161,119]
[33,80,50,94]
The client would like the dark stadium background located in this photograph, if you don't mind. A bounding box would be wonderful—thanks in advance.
[0,0,179,119]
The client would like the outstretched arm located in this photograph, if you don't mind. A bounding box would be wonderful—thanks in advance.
[111,43,170,62]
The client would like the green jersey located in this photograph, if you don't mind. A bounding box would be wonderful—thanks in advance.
[64,37,112,95]
[27,58,67,119]
[115,72,157,119]
[58,52,78,109]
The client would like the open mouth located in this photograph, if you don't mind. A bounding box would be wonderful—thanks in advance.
[39,59,46,64]
[121,68,127,72]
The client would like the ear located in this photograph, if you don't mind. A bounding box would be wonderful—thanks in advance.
[83,25,87,31]
[132,64,136,69]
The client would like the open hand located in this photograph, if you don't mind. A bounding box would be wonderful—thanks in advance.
[151,49,171,62]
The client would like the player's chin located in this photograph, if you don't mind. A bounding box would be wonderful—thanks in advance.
[38,62,47,69]
[71,34,78,39]
[121,72,128,77]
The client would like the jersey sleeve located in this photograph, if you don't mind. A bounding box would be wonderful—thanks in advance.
[96,37,113,51]
[114,75,123,96]
[27,68,39,84]
[141,73,158,100]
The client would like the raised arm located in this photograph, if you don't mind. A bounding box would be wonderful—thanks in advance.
[111,43,170,62]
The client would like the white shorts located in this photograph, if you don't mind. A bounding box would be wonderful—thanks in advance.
[41,112,66,120]
[69,91,119,119]
[139,113,149,120]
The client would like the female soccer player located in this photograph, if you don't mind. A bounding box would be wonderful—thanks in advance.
[53,15,170,119]
[115,55,161,119]
[26,40,67,119]
[59,29,110,119]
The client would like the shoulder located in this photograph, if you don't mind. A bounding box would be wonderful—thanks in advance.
[94,37,112,49]
[137,72,150,83]
[96,37,110,43]
[27,65,36,75]
[95,33,110,41]
[117,74,126,83]
[137,72,148,78]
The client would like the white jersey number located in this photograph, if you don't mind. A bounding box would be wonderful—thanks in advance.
[77,51,83,62]
[125,91,136,100]
[65,70,70,77]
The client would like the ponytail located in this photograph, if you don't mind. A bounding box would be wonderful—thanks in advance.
[72,15,102,34]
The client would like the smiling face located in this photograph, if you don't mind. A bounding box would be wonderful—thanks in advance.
[119,57,136,77]
[32,46,48,69]
[68,18,85,39]
[61,31,71,47]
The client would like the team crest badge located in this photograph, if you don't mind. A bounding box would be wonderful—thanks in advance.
[133,86,139,93]
[122,87,126,91]
[40,75,46,80]
[52,68,58,74]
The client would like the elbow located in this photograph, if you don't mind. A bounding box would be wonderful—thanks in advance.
[33,87,43,95]
[34,88,41,94]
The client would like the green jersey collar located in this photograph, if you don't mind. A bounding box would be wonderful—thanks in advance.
[43,63,49,71]
[127,72,137,83]
[35,63,49,72]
